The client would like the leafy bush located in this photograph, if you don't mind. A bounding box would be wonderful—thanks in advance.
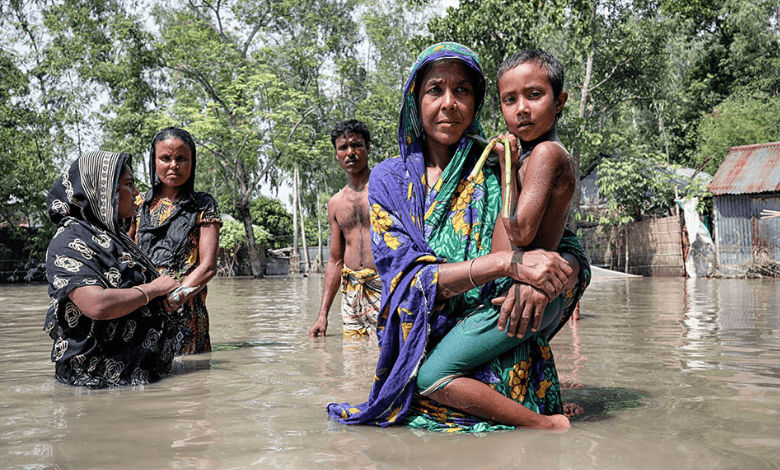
[596,153,678,224]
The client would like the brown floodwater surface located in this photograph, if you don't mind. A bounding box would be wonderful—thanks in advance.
[1,275,779,469]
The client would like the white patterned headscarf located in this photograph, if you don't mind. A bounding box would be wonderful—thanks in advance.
[48,151,126,233]
[46,151,157,274]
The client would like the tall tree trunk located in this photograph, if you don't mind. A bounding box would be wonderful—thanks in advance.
[297,168,311,273]
[315,193,324,273]
[292,165,299,273]
[570,10,596,230]
[237,203,263,278]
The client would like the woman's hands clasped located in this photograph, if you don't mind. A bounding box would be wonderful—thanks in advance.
[504,249,571,299]
[495,249,573,338]
[146,275,182,312]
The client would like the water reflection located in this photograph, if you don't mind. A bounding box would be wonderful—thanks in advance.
[1,275,778,469]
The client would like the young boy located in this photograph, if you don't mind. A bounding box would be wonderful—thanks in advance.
[309,120,380,339]
[490,49,577,332]
[495,49,575,254]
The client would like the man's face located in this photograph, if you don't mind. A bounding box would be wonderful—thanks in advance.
[334,133,370,175]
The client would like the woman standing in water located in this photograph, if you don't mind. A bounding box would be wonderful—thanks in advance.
[327,43,590,431]
[132,127,221,355]
[45,151,180,387]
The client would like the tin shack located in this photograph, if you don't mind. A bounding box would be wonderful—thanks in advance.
[709,142,780,268]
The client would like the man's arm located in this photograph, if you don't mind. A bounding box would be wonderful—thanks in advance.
[309,194,345,337]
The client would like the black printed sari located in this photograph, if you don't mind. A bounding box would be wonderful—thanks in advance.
[44,151,175,388]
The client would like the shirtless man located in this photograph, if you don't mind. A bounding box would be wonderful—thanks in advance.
[309,120,379,339]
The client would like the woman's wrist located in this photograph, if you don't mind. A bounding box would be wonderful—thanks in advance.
[501,250,521,279]
[133,285,150,305]
[477,252,515,286]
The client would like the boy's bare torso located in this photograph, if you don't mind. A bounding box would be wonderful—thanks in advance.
[515,140,575,251]
[492,139,575,253]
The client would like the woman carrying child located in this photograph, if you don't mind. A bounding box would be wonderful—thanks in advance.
[327,43,590,432]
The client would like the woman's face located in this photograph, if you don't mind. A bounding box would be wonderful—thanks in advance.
[418,60,476,152]
[117,167,140,219]
[154,138,193,190]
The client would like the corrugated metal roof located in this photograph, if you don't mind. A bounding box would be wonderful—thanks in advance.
[709,142,780,195]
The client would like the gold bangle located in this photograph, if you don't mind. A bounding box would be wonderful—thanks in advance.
[468,258,478,289]
[133,285,149,305]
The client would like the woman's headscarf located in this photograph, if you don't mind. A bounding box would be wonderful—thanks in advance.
[399,42,486,164]
[48,151,129,233]
[47,150,158,275]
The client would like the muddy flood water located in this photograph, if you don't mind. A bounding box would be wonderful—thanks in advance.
[1,273,779,469]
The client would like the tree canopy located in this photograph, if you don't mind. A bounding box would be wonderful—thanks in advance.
[2,0,779,266]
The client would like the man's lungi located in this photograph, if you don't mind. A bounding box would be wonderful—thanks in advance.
[340,267,381,339]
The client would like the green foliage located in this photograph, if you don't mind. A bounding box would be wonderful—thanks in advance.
[249,196,295,249]
[663,0,780,163]
[354,1,428,159]
[0,45,58,258]
[596,153,678,223]
[219,218,270,252]
[695,93,780,175]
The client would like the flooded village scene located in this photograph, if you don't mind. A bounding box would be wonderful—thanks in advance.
[1,0,780,469]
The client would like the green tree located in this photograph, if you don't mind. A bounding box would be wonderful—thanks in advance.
[662,0,780,163]
[249,196,294,249]
[695,93,780,175]
[154,0,361,277]
[42,0,162,158]
[0,48,58,256]
[595,153,679,223]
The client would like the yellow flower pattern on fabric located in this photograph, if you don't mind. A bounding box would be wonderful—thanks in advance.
[451,212,472,238]
[449,179,476,237]
[390,271,403,293]
[508,360,530,401]
[185,232,199,266]
[535,380,552,399]
[424,200,438,221]
[401,322,413,341]
[450,179,475,213]
[540,345,551,360]
[386,406,403,423]
[371,204,392,234]
[383,232,401,250]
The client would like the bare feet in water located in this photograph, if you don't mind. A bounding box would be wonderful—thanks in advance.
[547,414,571,430]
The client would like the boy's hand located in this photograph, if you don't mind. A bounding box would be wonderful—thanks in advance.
[492,282,548,338]
[493,132,521,170]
